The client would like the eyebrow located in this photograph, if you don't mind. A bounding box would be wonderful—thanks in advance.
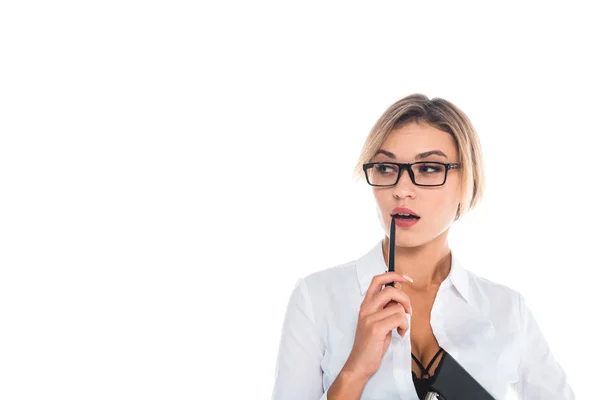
[372,149,448,160]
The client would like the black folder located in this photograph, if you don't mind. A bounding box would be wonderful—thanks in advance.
[425,350,495,399]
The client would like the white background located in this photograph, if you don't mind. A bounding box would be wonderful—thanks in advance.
[1,1,597,399]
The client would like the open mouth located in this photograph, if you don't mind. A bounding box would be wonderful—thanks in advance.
[392,213,421,220]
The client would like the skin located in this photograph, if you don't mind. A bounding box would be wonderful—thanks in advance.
[372,121,463,376]
[330,122,465,396]
[372,121,462,291]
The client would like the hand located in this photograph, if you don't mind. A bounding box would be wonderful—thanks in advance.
[343,271,413,381]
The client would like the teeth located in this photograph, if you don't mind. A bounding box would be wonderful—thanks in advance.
[394,213,418,218]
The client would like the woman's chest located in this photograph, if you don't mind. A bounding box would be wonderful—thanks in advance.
[408,293,442,377]
[320,301,521,399]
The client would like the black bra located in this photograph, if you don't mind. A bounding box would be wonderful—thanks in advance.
[411,348,446,399]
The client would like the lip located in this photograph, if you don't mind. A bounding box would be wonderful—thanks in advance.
[393,217,420,228]
[391,207,420,228]
[391,207,420,218]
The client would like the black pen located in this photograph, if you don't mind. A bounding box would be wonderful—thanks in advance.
[385,216,396,288]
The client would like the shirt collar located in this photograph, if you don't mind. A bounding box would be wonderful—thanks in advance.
[355,239,471,304]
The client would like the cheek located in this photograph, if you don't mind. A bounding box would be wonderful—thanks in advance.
[372,190,387,209]
[372,191,391,221]
[421,188,459,217]
[430,194,460,220]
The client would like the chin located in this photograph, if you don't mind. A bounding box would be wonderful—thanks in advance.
[394,237,429,248]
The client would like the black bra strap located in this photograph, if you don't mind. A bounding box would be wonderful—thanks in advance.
[411,348,445,379]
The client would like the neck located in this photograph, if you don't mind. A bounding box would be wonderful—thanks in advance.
[382,231,452,292]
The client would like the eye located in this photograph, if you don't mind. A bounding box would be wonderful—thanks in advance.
[417,163,444,174]
[375,163,398,174]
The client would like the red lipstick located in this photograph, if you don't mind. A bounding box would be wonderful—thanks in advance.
[391,207,420,228]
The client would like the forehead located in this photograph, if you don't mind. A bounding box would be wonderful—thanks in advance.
[379,122,458,160]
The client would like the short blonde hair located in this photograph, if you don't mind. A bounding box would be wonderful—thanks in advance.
[354,94,485,220]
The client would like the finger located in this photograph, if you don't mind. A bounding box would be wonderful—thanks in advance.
[384,280,403,289]
[359,287,410,322]
[397,325,409,338]
[366,301,406,323]
[372,310,409,338]
[364,272,414,303]
[367,286,412,316]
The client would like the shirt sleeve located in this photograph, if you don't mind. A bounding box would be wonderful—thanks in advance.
[271,278,328,400]
[512,292,575,399]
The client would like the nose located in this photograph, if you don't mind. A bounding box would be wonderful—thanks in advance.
[392,166,416,198]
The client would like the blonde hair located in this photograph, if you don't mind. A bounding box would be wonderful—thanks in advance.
[354,94,485,220]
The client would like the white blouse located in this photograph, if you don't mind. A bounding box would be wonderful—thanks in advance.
[271,240,574,399]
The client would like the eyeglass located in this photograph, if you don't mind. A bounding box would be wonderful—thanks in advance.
[362,161,462,187]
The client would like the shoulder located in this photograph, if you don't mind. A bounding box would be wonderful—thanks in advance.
[290,255,367,322]
[463,268,524,328]
[468,271,521,301]
[300,258,359,298]
[451,254,522,309]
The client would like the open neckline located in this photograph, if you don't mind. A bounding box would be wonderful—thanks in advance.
[411,348,445,380]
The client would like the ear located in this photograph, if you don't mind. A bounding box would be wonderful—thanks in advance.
[454,203,461,221]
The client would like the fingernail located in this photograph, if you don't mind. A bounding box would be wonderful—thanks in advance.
[402,274,414,282]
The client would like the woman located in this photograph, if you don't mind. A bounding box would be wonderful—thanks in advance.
[271,94,574,399]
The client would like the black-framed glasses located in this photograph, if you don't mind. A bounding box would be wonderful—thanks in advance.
[362,162,462,187]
